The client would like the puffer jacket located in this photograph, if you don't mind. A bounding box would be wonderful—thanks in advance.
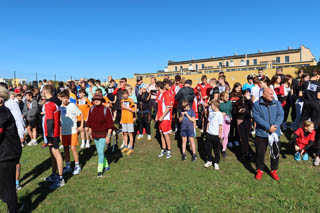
[252,97,284,138]
[26,98,39,121]
[175,86,195,112]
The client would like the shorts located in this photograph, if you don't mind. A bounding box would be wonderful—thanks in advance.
[47,137,60,149]
[122,123,134,133]
[27,120,37,128]
[181,129,195,137]
[77,121,86,128]
[62,134,79,147]
[159,120,172,134]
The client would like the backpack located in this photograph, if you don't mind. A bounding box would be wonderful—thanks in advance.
[90,105,109,117]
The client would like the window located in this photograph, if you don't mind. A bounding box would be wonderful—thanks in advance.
[253,59,257,65]
[240,59,246,66]
[195,64,198,71]
[201,64,205,69]
[285,56,290,63]
[246,60,250,65]
[226,61,229,67]
[175,66,177,72]
[180,66,183,71]
[276,57,281,63]
[219,62,223,67]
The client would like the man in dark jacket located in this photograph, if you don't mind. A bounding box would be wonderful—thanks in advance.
[175,79,195,113]
[0,86,22,213]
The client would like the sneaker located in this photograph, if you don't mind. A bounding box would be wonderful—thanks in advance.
[97,172,103,178]
[302,153,309,161]
[166,151,172,159]
[255,169,263,180]
[85,141,90,148]
[158,149,166,158]
[137,134,143,140]
[49,179,65,190]
[204,161,212,168]
[44,173,58,182]
[222,151,227,158]
[182,153,187,161]
[21,143,25,148]
[147,135,152,141]
[63,167,73,174]
[227,142,234,148]
[16,184,22,191]
[73,166,81,175]
[200,129,204,133]
[41,143,48,148]
[127,149,134,155]
[192,154,197,162]
[59,145,64,150]
[120,143,125,149]
[214,163,219,170]
[270,170,280,181]
[294,152,301,161]
[121,147,129,153]
[314,157,320,166]
[80,142,85,149]
[104,167,110,172]
[27,140,37,146]
[234,141,240,147]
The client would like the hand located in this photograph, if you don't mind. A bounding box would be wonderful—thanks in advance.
[269,125,277,133]
[159,116,163,122]
[222,112,226,116]
[77,126,83,132]
[239,108,246,113]
[301,149,305,155]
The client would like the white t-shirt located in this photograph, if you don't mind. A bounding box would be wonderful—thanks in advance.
[207,108,223,136]
[61,103,81,135]
[251,85,260,103]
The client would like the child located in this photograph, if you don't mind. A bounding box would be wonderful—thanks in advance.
[15,93,25,113]
[179,100,197,161]
[77,89,92,149]
[292,121,315,161]
[86,93,114,177]
[42,84,65,190]
[219,92,232,157]
[137,85,152,141]
[204,100,223,170]
[156,81,172,159]
[120,89,136,155]
[25,91,39,146]
[59,90,83,175]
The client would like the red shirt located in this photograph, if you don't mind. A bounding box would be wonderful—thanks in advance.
[192,97,198,120]
[44,98,61,138]
[197,83,211,101]
[157,90,172,121]
[295,128,315,146]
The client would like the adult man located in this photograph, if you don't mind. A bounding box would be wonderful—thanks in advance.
[252,88,284,181]
[0,86,23,213]
[242,75,254,93]
[257,68,266,80]
[175,79,195,113]
[135,76,144,98]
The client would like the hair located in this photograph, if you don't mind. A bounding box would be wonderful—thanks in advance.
[303,120,314,128]
[122,89,129,95]
[16,93,22,98]
[43,79,47,83]
[219,71,224,76]
[301,74,310,81]
[219,75,226,81]
[283,75,293,87]
[298,69,304,75]
[151,77,157,82]
[88,78,95,84]
[253,77,260,85]
[95,80,101,84]
[270,75,281,86]
[78,89,86,94]
[242,89,250,96]
[25,91,33,97]
[181,99,189,108]
[125,84,132,91]
[0,86,9,102]
[210,100,220,108]
[120,77,127,82]
[260,76,270,85]
[163,78,171,86]
[157,81,165,90]
[95,88,102,93]
[59,89,70,98]
[258,68,264,72]
[311,69,320,77]
[201,75,207,81]
[175,75,181,82]
[210,78,217,84]
[42,84,53,95]
[0,82,8,89]
[231,82,242,93]
[58,81,64,87]
[110,79,115,83]
[219,91,228,101]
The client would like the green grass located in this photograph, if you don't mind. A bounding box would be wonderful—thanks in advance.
[1,126,320,212]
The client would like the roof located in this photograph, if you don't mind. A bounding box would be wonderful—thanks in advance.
[168,48,301,65]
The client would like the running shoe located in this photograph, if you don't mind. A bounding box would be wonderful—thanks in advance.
[158,149,166,158]
[204,161,212,168]
[44,173,58,182]
[214,163,220,170]
[49,179,65,190]
[73,166,81,175]
[166,151,172,159]
[294,152,301,161]
[302,153,309,161]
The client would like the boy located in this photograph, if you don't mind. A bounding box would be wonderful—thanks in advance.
[120,89,136,155]
[156,81,173,159]
[179,100,197,161]
[204,100,223,170]
[77,89,92,149]
[25,91,39,146]
[42,84,65,190]
[60,90,83,175]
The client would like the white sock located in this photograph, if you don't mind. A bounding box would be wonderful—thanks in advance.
[86,140,90,143]
[82,140,85,144]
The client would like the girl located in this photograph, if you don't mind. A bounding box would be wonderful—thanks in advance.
[282,75,293,128]
[270,75,287,107]
[179,100,197,161]
[292,121,315,161]
[86,93,114,177]
[229,83,242,149]
[219,92,232,158]
[204,100,223,170]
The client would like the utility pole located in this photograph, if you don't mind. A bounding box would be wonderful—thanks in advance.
[36,72,38,82]
[13,71,16,87]
[54,74,56,82]
[71,76,72,81]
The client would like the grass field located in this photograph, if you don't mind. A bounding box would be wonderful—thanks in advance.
[1,125,320,212]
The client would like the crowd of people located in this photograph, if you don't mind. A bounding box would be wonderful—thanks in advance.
[1,67,320,212]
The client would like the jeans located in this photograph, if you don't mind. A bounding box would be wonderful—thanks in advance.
[290,99,303,130]
[94,138,109,172]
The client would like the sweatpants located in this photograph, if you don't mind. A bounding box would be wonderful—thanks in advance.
[150,99,158,119]
[237,118,251,154]
[300,101,320,128]
[255,136,279,171]
[221,117,230,151]
[290,99,303,130]
[0,161,19,213]
[137,111,151,135]
[94,138,109,173]
[206,133,220,163]
[230,113,240,142]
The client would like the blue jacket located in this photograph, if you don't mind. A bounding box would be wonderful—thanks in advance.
[253,98,284,138]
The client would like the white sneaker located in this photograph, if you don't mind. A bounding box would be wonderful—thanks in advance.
[80,142,85,149]
[166,151,172,159]
[120,143,125,149]
[59,145,64,150]
[137,134,143,140]
[214,163,220,170]
[158,149,166,158]
[204,161,212,168]
[314,157,320,166]
[73,166,81,175]
[27,140,37,146]
[147,135,152,141]
[86,141,90,148]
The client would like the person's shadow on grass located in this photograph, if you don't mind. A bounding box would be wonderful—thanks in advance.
[196,133,207,162]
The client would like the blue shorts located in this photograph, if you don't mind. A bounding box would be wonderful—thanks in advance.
[181,129,195,137]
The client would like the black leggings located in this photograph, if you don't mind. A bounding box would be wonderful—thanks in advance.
[300,101,320,128]
[150,99,158,119]
[254,136,279,171]
[237,119,251,154]
[0,161,19,213]
[206,133,220,163]
[230,113,240,142]
[137,111,151,135]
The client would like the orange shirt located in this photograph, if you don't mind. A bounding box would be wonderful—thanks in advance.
[77,97,92,121]
[120,98,135,124]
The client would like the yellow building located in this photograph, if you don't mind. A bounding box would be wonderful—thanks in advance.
[121,45,317,86]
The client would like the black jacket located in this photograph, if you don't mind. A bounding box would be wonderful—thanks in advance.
[0,105,22,162]
[175,87,195,112]
[137,92,150,112]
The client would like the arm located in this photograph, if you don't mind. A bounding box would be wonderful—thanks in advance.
[159,107,171,121]
[273,102,285,127]
[252,102,271,131]
[218,125,222,138]
[28,100,39,118]
[175,89,183,102]
[185,113,195,123]
[179,113,184,123]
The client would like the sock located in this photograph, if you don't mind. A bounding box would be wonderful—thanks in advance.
[98,163,104,173]
[103,158,109,169]
[128,146,133,150]
[82,140,85,144]
[75,162,80,167]
[16,180,19,185]
[167,149,171,152]
[86,139,90,143]
[66,162,71,168]
[59,176,63,181]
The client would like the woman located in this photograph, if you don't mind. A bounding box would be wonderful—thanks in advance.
[229,83,242,148]
[148,77,158,120]
[270,75,287,107]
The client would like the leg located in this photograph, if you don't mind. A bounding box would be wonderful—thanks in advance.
[205,133,214,162]
[270,142,280,171]
[189,137,196,154]
[50,147,64,176]
[144,112,151,135]
[85,127,90,141]
[32,127,37,141]
[128,133,134,148]
[137,113,144,135]
[160,132,167,149]
[222,121,230,151]
[182,136,187,154]
[64,146,70,164]
[254,136,268,170]
[94,138,106,172]
[164,133,171,150]
[71,146,79,163]
[212,136,221,164]
[123,132,128,147]
[27,126,32,140]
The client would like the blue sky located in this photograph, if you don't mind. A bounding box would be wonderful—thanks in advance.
[0,0,319,81]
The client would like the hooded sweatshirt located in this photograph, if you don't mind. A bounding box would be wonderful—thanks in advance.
[175,86,195,112]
